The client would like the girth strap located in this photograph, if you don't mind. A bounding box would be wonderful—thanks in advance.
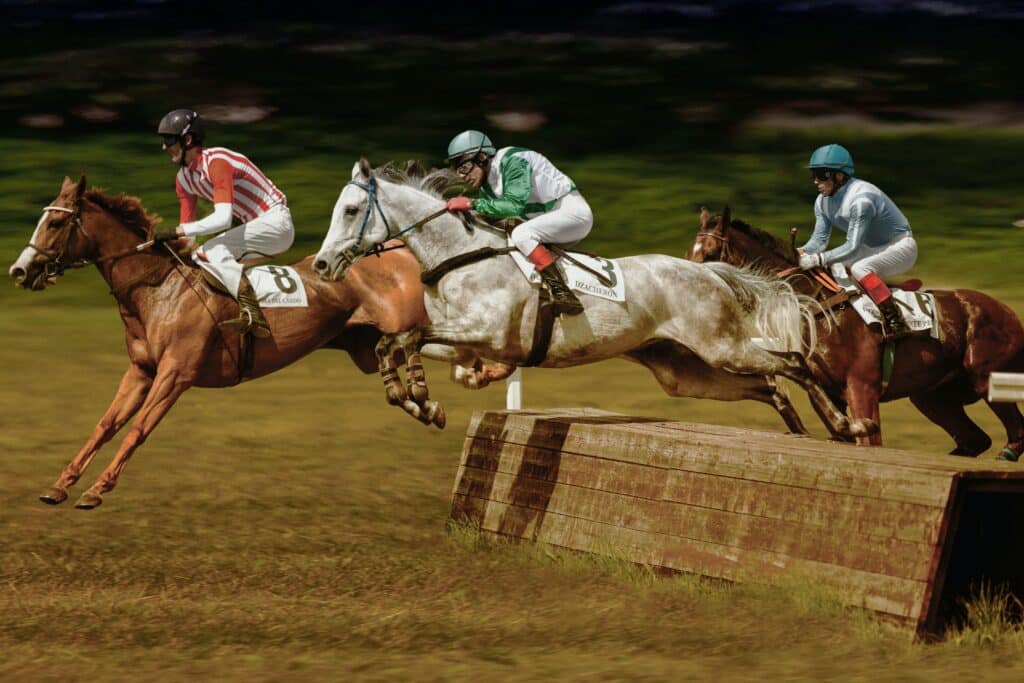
[524,289,556,367]
[420,246,515,286]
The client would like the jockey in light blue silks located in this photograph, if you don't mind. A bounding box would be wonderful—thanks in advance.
[443,130,593,316]
[797,144,918,338]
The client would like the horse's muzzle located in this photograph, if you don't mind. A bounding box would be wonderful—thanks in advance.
[313,253,352,281]
[9,263,52,290]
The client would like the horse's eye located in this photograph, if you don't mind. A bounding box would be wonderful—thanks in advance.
[344,205,359,216]
[47,218,65,230]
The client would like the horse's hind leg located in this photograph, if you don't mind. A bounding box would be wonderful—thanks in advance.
[626,343,809,435]
[909,388,991,457]
[695,339,875,440]
[987,401,1024,462]
[41,365,153,505]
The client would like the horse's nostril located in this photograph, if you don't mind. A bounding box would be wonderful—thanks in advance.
[314,259,328,272]
[10,266,26,283]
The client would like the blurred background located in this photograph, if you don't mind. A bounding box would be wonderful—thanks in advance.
[2,0,1022,297]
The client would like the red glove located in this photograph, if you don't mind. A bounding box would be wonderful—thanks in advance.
[446,196,473,212]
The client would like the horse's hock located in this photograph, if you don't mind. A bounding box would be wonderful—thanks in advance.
[450,409,1024,636]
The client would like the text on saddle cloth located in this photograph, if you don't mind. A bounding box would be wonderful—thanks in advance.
[508,238,626,303]
[828,263,938,338]
[247,265,310,308]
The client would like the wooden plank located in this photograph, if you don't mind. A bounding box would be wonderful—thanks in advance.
[455,465,936,581]
[465,414,959,507]
[460,438,945,545]
[482,410,1024,476]
[458,494,927,620]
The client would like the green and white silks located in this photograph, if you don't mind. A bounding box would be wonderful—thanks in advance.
[474,147,593,257]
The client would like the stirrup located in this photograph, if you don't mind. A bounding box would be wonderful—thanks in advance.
[219,308,271,338]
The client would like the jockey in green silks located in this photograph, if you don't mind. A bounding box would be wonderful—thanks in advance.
[444,130,593,316]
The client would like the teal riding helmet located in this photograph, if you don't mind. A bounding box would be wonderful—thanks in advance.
[447,130,496,164]
[808,144,855,176]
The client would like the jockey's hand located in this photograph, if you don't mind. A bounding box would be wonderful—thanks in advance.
[152,225,182,242]
[798,252,822,271]
[446,196,473,212]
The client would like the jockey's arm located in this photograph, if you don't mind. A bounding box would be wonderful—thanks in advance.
[181,203,233,237]
[819,199,874,266]
[801,197,832,254]
[180,158,235,237]
[473,156,532,218]
[176,177,198,224]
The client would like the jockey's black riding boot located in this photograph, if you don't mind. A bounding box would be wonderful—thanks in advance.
[539,264,584,316]
[219,273,271,338]
[877,297,910,340]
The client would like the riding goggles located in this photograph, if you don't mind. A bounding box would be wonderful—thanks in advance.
[810,168,837,181]
[161,134,181,150]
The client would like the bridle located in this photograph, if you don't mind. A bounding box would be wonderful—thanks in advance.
[695,230,733,265]
[28,200,161,279]
[29,204,92,277]
[340,175,449,265]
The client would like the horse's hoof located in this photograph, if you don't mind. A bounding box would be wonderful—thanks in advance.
[401,399,423,421]
[996,447,1021,463]
[426,401,446,430]
[39,486,69,505]
[851,418,879,437]
[74,491,103,509]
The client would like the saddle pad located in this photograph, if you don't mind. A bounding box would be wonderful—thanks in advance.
[248,265,310,308]
[509,240,626,302]
[829,264,938,338]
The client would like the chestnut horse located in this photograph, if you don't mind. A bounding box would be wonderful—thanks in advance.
[686,207,1024,458]
[8,176,471,508]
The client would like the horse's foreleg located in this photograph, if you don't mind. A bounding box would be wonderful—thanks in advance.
[376,331,445,429]
[375,334,409,407]
[74,366,193,509]
[42,365,154,505]
[843,379,883,446]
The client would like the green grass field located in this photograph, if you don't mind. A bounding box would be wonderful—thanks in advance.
[3,22,1024,681]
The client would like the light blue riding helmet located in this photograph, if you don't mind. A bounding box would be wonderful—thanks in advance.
[447,130,496,165]
[808,144,855,176]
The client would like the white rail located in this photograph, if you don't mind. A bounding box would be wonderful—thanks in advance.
[989,372,1024,403]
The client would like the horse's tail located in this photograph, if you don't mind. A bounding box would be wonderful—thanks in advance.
[704,262,819,355]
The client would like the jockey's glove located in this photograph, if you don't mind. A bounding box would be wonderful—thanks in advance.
[798,252,823,270]
[446,196,473,212]
[152,225,181,242]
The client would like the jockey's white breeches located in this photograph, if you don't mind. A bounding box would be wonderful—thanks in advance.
[844,232,918,281]
[509,191,594,257]
[194,204,295,297]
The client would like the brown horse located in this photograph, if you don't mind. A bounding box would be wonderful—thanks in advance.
[686,207,1024,458]
[8,176,486,508]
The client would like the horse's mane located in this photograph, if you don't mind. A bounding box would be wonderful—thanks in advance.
[726,216,796,264]
[371,160,465,200]
[85,189,160,238]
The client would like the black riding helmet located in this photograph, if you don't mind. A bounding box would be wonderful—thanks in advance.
[158,109,205,151]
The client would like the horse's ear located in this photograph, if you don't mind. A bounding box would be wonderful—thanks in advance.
[720,205,732,232]
[76,175,87,198]
[699,206,710,226]
[405,159,425,178]
[358,156,372,179]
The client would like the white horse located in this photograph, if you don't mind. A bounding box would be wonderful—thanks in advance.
[313,158,876,440]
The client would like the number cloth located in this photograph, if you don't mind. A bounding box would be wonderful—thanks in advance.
[801,177,917,280]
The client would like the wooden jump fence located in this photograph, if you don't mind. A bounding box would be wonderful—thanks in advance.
[451,408,1024,636]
